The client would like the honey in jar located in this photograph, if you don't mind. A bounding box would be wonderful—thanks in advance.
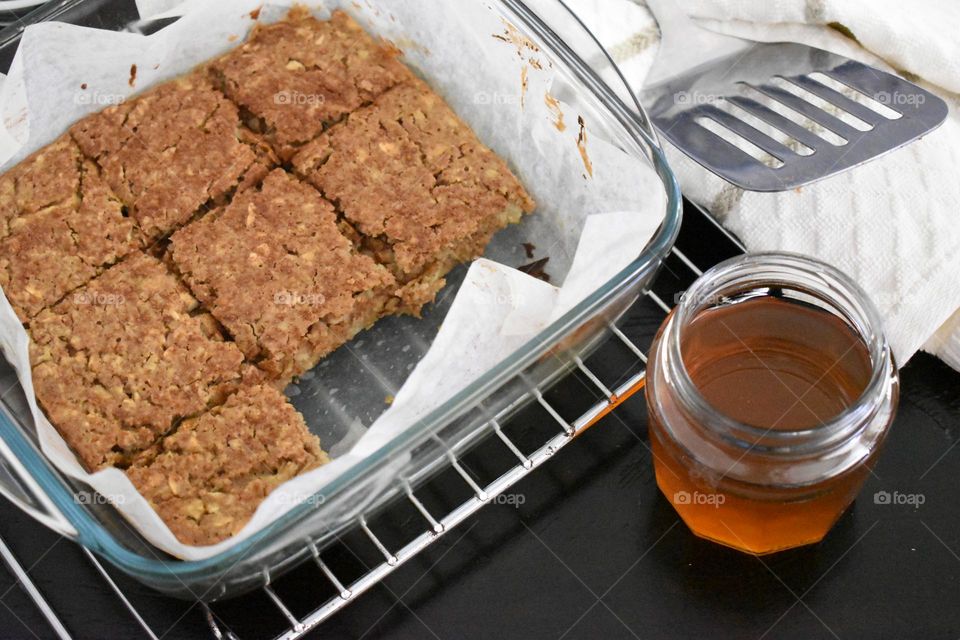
[645,253,899,554]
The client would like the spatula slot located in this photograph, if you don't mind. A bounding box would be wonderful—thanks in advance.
[693,116,785,169]
[717,97,815,156]
[768,76,874,131]
[737,84,848,147]
[806,72,903,120]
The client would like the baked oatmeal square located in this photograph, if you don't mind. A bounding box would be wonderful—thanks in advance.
[0,134,82,228]
[170,169,395,382]
[125,383,328,546]
[28,253,245,471]
[209,8,413,161]
[292,80,535,313]
[70,74,275,242]
[0,135,139,321]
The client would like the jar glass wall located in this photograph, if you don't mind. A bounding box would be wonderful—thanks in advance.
[645,252,899,554]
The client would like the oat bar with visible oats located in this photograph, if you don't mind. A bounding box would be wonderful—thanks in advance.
[0,6,539,549]
[209,8,413,160]
[70,74,276,242]
[28,253,245,471]
[169,169,395,382]
[0,135,139,321]
[292,80,535,313]
[125,384,328,546]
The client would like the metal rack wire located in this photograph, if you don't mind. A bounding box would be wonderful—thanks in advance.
[203,322,652,640]
[3,239,722,639]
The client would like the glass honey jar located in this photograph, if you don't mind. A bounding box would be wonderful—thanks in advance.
[645,252,899,554]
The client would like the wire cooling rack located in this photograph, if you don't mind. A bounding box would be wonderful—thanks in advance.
[1,203,745,639]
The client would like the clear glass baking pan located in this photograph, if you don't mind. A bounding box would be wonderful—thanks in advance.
[0,0,680,599]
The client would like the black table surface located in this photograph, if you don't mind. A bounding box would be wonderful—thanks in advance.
[1,201,959,640]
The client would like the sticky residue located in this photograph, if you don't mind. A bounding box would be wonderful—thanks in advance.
[128,64,137,88]
[227,34,239,42]
[518,257,551,283]
[544,93,565,132]
[249,6,261,20]
[493,21,540,54]
[577,115,593,178]
[492,20,546,69]
[492,20,552,112]
[520,66,528,108]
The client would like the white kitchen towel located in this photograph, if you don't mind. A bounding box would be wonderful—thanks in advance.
[570,0,960,371]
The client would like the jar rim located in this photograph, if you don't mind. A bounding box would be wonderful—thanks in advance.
[665,251,892,456]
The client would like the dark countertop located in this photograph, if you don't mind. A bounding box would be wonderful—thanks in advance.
[1,201,959,639]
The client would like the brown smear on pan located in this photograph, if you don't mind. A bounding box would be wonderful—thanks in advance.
[577,116,593,178]
[492,21,542,58]
[520,66,528,108]
[491,21,592,179]
[493,21,546,112]
[544,93,565,132]
[518,257,550,283]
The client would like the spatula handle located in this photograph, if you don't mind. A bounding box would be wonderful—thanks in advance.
[644,0,749,87]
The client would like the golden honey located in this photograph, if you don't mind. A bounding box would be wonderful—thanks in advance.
[645,253,899,554]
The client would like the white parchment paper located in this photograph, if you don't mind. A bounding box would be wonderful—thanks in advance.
[0,0,666,559]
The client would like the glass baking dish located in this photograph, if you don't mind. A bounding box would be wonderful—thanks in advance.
[0,0,680,599]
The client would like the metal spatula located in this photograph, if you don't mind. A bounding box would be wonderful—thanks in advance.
[639,0,948,192]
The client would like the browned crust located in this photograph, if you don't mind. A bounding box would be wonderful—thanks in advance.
[0,136,140,321]
[125,383,328,546]
[28,253,245,471]
[69,73,276,243]
[208,8,414,161]
[0,8,536,546]
[0,135,82,237]
[169,169,395,382]
[292,80,535,314]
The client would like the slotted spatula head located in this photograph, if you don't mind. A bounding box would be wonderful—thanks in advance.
[640,10,949,192]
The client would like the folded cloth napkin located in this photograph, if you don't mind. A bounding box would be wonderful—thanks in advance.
[570,0,960,371]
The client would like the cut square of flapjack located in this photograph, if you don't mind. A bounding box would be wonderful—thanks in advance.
[293,80,535,313]
[0,135,139,321]
[70,73,276,242]
[208,8,413,161]
[170,169,395,382]
[28,253,246,471]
